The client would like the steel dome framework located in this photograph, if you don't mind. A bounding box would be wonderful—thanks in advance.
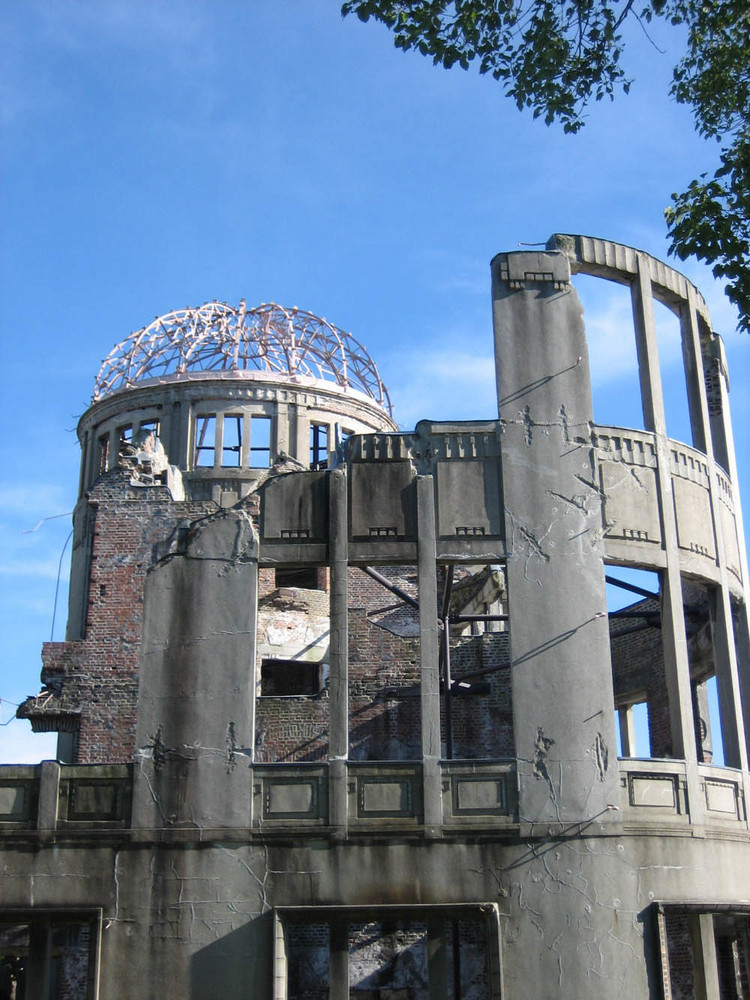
[93,300,393,414]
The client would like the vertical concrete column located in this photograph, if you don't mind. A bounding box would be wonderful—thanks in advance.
[275,400,290,458]
[682,286,748,770]
[132,509,258,831]
[26,922,53,1000]
[427,916,448,1000]
[417,475,442,832]
[701,333,750,767]
[631,256,701,816]
[491,250,618,825]
[294,404,309,465]
[37,760,61,831]
[329,917,349,1000]
[690,913,721,1000]
[679,293,709,453]
[329,468,349,833]
[618,707,637,758]
[241,413,251,467]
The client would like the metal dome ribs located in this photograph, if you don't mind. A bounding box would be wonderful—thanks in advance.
[93,301,392,414]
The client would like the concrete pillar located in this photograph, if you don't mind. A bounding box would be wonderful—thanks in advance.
[707,589,747,769]
[491,250,619,825]
[26,922,53,1000]
[294,405,308,466]
[679,294,709,453]
[329,917,349,1000]
[37,759,61,831]
[427,916,448,1000]
[618,706,637,758]
[132,509,258,831]
[692,681,713,763]
[329,468,349,833]
[682,285,748,770]
[417,475,442,831]
[275,400,290,458]
[690,912,721,1000]
[631,255,702,819]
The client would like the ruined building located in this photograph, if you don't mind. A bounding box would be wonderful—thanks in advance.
[2,235,750,998]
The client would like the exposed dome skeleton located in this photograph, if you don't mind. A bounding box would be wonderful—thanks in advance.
[93,300,393,415]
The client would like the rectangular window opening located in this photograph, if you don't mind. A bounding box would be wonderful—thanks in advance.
[261,658,324,697]
[222,413,243,467]
[250,415,272,468]
[310,422,329,470]
[194,414,216,467]
[275,567,326,591]
[117,424,133,450]
[97,433,109,474]
[281,906,498,1000]
[0,914,99,1000]
[443,563,513,760]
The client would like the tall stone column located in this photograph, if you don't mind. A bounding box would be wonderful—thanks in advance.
[491,250,619,825]
[329,467,349,834]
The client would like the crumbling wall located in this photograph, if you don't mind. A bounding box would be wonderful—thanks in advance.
[448,633,513,759]
[20,471,213,763]
[348,608,421,761]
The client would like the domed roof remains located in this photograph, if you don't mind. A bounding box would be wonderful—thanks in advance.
[93,300,392,414]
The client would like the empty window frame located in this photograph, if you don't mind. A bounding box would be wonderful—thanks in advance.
[250,415,272,468]
[261,658,324,697]
[194,414,216,467]
[310,422,329,470]
[0,913,100,1000]
[136,418,160,444]
[117,424,133,449]
[222,413,243,467]
[275,567,324,590]
[96,433,110,474]
[278,905,501,1000]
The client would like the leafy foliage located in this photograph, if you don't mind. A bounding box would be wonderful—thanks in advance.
[342,0,750,331]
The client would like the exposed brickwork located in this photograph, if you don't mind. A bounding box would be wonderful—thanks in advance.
[447,633,513,758]
[28,472,213,764]
[664,911,695,1000]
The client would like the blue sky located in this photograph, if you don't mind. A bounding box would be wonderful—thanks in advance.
[1,0,748,762]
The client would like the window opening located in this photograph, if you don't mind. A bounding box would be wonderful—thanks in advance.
[138,418,159,438]
[250,415,271,468]
[572,273,644,432]
[310,422,329,470]
[275,567,322,590]
[615,701,648,757]
[607,568,661,758]
[333,425,353,466]
[260,658,324,697]
[97,433,109,474]
[441,563,512,760]
[654,298,693,447]
[222,414,242,467]
[194,414,216,467]
[281,908,496,1000]
[0,915,99,1000]
[117,424,133,448]
[349,565,421,761]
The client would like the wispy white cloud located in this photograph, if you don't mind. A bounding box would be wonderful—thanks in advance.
[387,340,496,428]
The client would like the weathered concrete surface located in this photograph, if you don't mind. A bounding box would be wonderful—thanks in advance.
[132,507,258,830]
[2,831,749,999]
[492,251,618,825]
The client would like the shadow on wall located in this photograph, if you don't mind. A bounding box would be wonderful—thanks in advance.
[190,912,272,1000]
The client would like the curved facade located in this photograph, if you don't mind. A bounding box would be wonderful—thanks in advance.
[3,244,750,999]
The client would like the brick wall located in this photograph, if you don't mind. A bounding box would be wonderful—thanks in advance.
[42,472,213,763]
